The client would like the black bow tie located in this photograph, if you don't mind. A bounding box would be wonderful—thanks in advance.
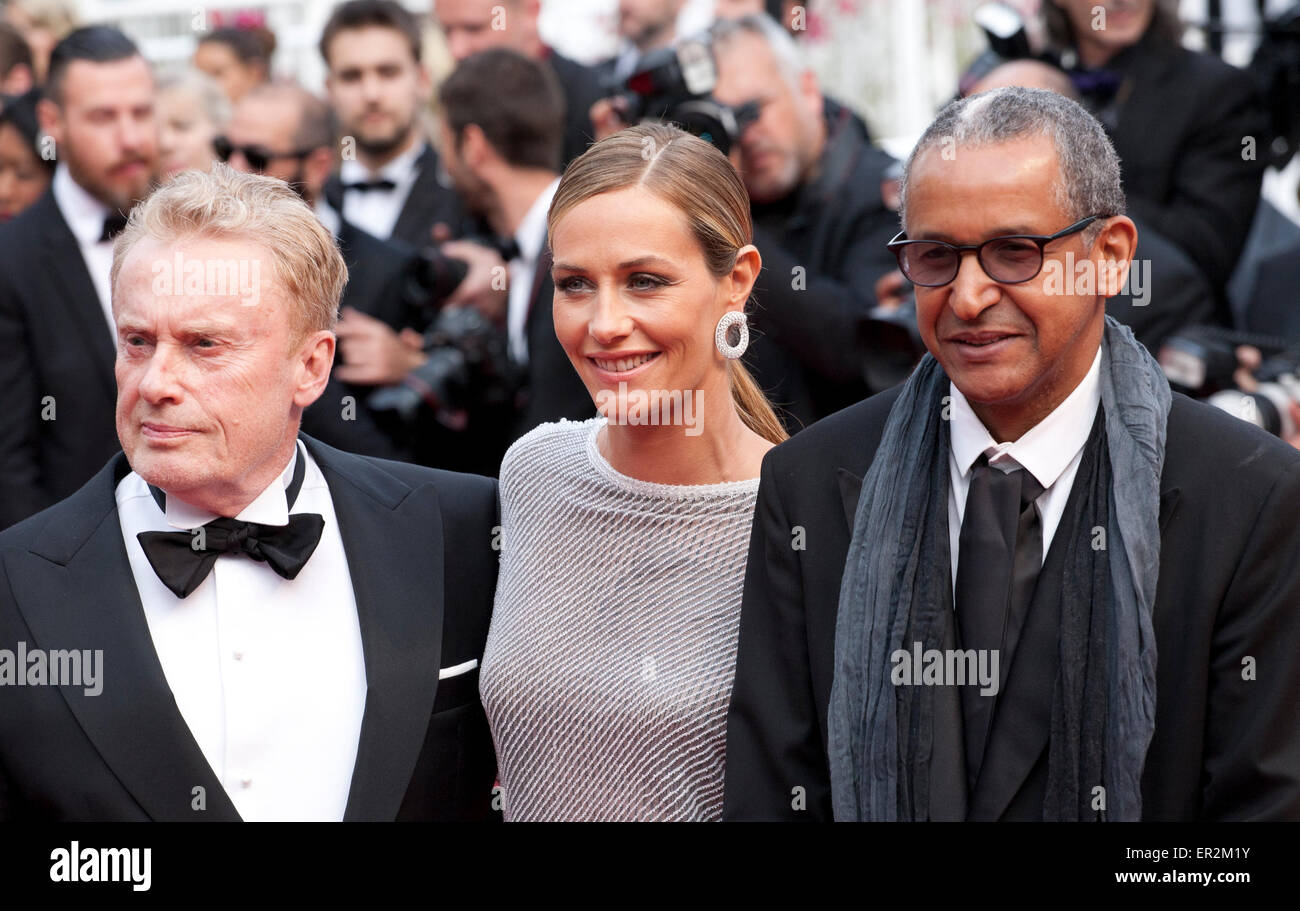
[99,213,128,243]
[342,177,397,193]
[136,448,325,599]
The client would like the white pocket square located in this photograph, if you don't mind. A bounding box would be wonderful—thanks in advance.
[438,659,478,680]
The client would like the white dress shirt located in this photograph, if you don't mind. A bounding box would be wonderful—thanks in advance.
[947,347,1103,592]
[507,176,560,365]
[52,164,117,342]
[116,440,368,821]
[338,139,426,241]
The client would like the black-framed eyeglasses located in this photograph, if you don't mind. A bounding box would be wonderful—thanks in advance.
[886,215,1109,287]
[213,135,316,173]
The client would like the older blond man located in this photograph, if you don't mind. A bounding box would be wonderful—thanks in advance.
[0,164,500,821]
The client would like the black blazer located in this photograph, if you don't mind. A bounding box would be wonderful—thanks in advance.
[723,383,1300,821]
[0,190,121,530]
[0,434,501,821]
[1242,242,1300,342]
[301,219,422,463]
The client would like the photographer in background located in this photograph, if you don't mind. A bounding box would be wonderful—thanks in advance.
[342,49,594,476]
[1044,0,1267,309]
[709,14,900,429]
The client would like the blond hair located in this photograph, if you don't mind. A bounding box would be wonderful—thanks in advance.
[548,123,788,445]
[110,162,347,343]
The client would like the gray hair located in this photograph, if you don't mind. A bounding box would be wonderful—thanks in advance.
[899,86,1125,246]
[158,68,231,130]
[707,13,805,86]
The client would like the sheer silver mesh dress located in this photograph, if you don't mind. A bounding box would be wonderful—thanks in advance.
[479,418,760,821]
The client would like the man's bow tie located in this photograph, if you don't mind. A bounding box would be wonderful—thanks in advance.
[99,213,128,243]
[342,177,398,193]
[136,448,325,599]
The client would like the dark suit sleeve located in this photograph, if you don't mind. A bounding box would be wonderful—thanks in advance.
[1200,457,1300,820]
[750,218,896,386]
[1123,67,1266,291]
[723,451,833,820]
[0,276,46,528]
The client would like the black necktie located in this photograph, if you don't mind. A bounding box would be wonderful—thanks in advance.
[99,213,128,242]
[136,449,325,599]
[342,177,397,193]
[954,454,1044,788]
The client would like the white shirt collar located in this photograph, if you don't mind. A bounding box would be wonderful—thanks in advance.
[338,138,425,185]
[949,346,1102,491]
[515,176,559,262]
[162,440,303,530]
[52,163,112,246]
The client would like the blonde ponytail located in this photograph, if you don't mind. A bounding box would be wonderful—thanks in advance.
[729,360,788,444]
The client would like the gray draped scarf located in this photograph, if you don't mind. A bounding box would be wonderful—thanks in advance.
[827,316,1170,820]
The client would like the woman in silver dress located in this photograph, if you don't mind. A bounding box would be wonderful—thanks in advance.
[478,122,788,821]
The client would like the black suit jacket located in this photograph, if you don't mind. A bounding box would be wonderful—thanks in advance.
[301,219,422,462]
[0,190,120,530]
[723,382,1300,821]
[1242,241,1300,342]
[0,434,501,821]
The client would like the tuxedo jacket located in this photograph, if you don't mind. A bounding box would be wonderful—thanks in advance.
[723,384,1300,821]
[0,190,121,530]
[0,434,502,821]
[301,218,422,463]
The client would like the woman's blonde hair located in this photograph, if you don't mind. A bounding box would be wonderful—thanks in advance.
[110,162,347,346]
[547,122,788,444]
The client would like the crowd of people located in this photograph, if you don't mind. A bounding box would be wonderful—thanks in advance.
[0,0,1297,824]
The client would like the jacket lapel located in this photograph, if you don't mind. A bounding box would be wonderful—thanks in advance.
[391,145,463,247]
[301,436,446,822]
[836,467,862,531]
[3,453,239,820]
[1159,486,1180,532]
[35,193,116,393]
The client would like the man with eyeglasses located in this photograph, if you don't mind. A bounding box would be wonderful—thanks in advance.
[0,26,159,530]
[724,86,1300,821]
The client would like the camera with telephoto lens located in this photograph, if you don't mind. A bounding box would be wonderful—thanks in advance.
[604,35,760,155]
[368,277,519,431]
[1158,324,1300,439]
